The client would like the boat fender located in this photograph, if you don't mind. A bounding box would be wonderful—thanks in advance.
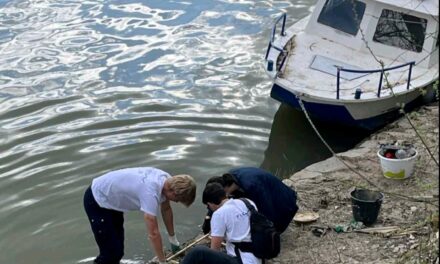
[267,60,274,71]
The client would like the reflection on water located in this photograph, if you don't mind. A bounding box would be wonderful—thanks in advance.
[261,104,371,178]
[0,0,326,263]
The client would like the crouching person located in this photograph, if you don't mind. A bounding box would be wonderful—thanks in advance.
[83,167,196,264]
[181,183,261,264]
[202,167,298,234]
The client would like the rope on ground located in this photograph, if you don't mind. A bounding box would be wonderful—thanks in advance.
[402,109,439,167]
[296,95,439,207]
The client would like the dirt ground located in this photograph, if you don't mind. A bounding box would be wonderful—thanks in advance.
[277,104,439,264]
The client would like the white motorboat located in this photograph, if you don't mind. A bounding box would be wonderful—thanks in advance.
[265,0,439,130]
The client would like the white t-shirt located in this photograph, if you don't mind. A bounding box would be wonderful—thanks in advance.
[210,199,262,264]
[91,167,170,215]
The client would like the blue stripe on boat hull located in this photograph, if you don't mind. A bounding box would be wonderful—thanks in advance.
[270,83,404,131]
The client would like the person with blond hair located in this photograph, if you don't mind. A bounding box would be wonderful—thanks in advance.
[83,167,196,264]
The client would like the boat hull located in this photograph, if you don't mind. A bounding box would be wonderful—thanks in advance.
[270,82,436,131]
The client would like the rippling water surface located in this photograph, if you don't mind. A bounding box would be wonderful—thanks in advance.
[0,1,321,263]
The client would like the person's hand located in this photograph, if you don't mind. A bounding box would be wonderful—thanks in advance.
[202,209,213,234]
[202,216,211,234]
[168,235,180,253]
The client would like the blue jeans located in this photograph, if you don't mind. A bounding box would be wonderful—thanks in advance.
[181,245,241,264]
[84,186,124,264]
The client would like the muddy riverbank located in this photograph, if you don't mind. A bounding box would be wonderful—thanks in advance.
[277,104,439,264]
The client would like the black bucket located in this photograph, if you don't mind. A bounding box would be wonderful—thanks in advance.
[350,189,384,226]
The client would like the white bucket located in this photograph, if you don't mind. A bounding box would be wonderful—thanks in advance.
[377,149,418,179]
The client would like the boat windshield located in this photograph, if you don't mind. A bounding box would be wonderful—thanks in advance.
[317,0,366,36]
[373,9,427,53]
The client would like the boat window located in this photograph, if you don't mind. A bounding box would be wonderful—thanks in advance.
[373,9,427,53]
[317,0,366,36]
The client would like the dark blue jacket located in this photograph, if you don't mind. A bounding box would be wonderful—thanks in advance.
[229,167,298,233]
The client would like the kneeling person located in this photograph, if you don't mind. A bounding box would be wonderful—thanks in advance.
[203,167,298,234]
[182,183,261,264]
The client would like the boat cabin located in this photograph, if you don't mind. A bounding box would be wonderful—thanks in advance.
[305,0,438,68]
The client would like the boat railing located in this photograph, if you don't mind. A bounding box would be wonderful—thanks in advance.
[336,61,415,100]
[265,13,287,71]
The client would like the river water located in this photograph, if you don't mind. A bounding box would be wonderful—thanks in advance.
[0,0,371,263]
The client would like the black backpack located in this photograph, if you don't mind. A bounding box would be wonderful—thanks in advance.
[233,198,281,261]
